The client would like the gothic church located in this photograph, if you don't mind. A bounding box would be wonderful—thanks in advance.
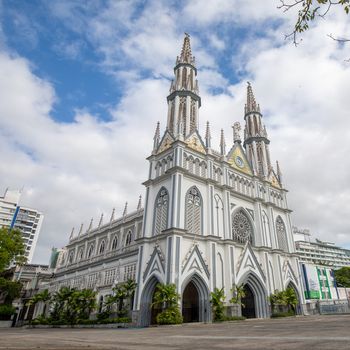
[52,35,302,326]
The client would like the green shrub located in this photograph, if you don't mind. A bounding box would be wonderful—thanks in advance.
[156,307,183,325]
[271,311,295,318]
[0,304,15,318]
[224,316,246,321]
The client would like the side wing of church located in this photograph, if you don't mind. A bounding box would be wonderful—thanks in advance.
[50,35,303,326]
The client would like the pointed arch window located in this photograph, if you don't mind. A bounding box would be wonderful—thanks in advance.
[68,251,75,264]
[78,248,84,261]
[185,186,202,235]
[154,187,169,235]
[111,236,118,250]
[231,209,253,244]
[99,240,105,255]
[276,216,288,252]
[87,244,94,258]
[125,231,132,246]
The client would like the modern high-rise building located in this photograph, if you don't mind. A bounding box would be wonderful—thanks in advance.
[0,189,44,263]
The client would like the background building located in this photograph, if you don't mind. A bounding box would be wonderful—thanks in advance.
[0,189,44,262]
[293,226,350,301]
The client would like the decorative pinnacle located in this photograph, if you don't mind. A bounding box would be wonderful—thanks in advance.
[220,129,226,155]
[110,208,115,223]
[87,218,93,232]
[232,122,242,143]
[205,121,211,148]
[276,161,282,184]
[78,223,83,237]
[137,195,142,211]
[123,202,128,216]
[98,213,104,228]
[179,33,194,64]
[245,82,260,114]
[69,227,74,240]
[153,122,160,150]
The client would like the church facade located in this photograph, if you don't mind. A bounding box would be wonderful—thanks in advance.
[51,35,303,326]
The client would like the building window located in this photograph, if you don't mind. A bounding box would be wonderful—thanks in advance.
[154,187,169,235]
[99,240,105,255]
[125,231,132,246]
[68,251,75,264]
[87,244,94,258]
[111,236,118,250]
[78,248,84,261]
[276,216,288,252]
[231,209,253,244]
[124,264,136,281]
[185,186,202,235]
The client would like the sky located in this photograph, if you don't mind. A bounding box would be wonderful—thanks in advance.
[0,0,349,264]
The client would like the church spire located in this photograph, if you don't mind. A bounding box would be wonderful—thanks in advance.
[166,34,201,139]
[205,121,211,148]
[276,160,282,185]
[98,213,104,228]
[137,195,142,211]
[220,129,226,156]
[243,82,271,178]
[153,122,160,152]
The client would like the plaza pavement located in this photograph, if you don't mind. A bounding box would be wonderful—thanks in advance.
[1,315,350,350]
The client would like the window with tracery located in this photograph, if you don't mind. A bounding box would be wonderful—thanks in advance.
[78,248,84,261]
[87,244,94,258]
[231,210,253,244]
[111,236,118,250]
[125,231,132,246]
[276,216,288,252]
[185,186,202,235]
[68,251,74,264]
[99,240,105,254]
[154,187,169,235]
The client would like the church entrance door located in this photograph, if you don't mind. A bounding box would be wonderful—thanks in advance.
[182,281,199,322]
[150,283,161,325]
[241,284,256,318]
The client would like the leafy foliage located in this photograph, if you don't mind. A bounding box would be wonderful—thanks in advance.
[269,288,298,314]
[0,227,26,271]
[334,267,350,287]
[210,287,226,322]
[0,277,22,305]
[152,283,183,325]
[0,304,16,319]
[230,284,246,307]
[278,0,350,45]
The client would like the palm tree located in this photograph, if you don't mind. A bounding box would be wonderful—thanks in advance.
[112,284,128,316]
[123,279,137,311]
[152,283,180,311]
[210,287,226,321]
[230,284,246,307]
[284,288,298,314]
[27,289,51,317]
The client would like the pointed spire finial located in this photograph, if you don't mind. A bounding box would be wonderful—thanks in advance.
[137,195,142,211]
[205,121,211,148]
[232,122,242,143]
[153,122,160,151]
[276,161,283,185]
[220,129,226,156]
[245,82,259,114]
[123,202,128,217]
[87,218,93,232]
[179,33,194,64]
[69,227,74,240]
[78,223,83,237]
[98,213,104,228]
[110,208,115,222]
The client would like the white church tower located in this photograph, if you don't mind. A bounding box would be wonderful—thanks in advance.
[134,35,303,326]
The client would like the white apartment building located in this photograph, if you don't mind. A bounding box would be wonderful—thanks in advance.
[0,189,44,262]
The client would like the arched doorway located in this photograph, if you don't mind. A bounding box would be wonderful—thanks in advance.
[150,283,161,325]
[139,276,161,327]
[241,284,256,318]
[286,282,301,315]
[182,281,199,322]
[181,274,210,323]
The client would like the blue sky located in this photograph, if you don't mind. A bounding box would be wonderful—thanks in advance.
[0,0,350,262]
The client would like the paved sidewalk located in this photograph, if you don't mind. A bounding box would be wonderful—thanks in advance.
[1,315,350,350]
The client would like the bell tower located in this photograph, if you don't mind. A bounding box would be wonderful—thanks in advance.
[243,83,271,178]
[166,33,201,138]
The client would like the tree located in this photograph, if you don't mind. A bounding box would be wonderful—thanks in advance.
[152,283,182,325]
[123,278,137,310]
[269,288,298,314]
[210,287,226,322]
[278,0,350,45]
[334,267,350,287]
[230,284,246,307]
[0,227,26,271]
[27,289,51,317]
